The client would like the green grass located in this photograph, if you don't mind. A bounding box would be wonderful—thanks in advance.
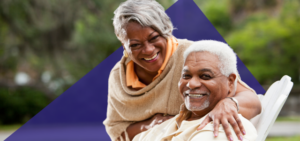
[275,116,300,122]
[266,136,300,141]
[0,124,22,131]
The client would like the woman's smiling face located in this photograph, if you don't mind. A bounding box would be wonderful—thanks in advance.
[124,21,167,73]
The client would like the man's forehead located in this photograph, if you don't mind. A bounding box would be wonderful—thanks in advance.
[182,66,190,71]
[184,52,219,64]
[182,52,221,74]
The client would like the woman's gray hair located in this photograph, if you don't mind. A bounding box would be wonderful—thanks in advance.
[113,0,174,48]
[183,40,238,92]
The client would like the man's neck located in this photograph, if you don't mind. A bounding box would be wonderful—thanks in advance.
[186,109,210,121]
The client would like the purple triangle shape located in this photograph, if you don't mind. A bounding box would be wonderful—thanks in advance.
[6,0,265,140]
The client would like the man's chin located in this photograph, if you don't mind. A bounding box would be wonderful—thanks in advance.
[185,101,210,112]
[184,96,210,111]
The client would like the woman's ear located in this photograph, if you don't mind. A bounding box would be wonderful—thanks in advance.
[227,73,237,97]
[122,43,125,50]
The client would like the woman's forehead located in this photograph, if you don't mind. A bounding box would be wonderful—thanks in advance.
[125,22,156,39]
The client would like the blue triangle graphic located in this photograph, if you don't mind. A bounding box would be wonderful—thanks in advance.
[6,0,265,140]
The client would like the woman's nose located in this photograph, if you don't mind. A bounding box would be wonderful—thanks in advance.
[188,76,201,89]
[142,42,155,55]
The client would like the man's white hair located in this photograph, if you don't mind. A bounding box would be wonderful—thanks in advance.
[113,0,174,50]
[183,40,238,91]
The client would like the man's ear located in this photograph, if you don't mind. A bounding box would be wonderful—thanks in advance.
[227,73,237,97]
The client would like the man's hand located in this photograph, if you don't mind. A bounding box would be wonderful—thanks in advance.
[197,98,245,141]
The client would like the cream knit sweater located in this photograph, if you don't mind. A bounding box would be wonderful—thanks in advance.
[103,39,254,141]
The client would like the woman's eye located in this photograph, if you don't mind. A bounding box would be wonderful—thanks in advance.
[130,44,139,48]
[150,35,159,41]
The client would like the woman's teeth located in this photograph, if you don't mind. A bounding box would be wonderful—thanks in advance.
[144,53,158,61]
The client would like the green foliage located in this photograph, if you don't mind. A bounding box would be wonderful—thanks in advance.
[0,124,22,131]
[194,0,232,35]
[0,87,50,124]
[1,0,299,125]
[0,0,176,96]
[0,0,175,124]
[226,2,300,84]
[276,116,300,122]
[266,136,300,141]
[196,0,300,84]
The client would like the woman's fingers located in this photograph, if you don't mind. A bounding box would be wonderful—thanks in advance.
[197,116,211,131]
[228,117,243,141]
[213,119,220,137]
[234,114,246,135]
[221,119,233,141]
[149,113,174,128]
[160,115,173,122]
[165,115,174,119]
[157,119,163,124]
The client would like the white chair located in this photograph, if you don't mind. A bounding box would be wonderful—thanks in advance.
[250,75,293,141]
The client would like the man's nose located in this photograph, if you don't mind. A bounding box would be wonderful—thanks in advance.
[188,76,201,89]
[142,42,155,54]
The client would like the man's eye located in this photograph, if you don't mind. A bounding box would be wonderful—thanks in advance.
[182,74,191,79]
[201,74,211,80]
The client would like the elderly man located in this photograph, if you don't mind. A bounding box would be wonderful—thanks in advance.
[132,40,257,141]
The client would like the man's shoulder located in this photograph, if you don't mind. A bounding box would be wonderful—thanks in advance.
[238,115,258,140]
[133,116,178,141]
[190,115,257,141]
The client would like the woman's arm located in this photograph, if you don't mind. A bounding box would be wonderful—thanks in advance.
[197,82,261,141]
[235,82,262,119]
[120,113,174,140]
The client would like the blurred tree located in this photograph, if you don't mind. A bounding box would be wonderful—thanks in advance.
[0,86,50,124]
[0,0,175,96]
[2,0,298,124]
[193,0,232,36]
[195,0,300,85]
[0,0,174,124]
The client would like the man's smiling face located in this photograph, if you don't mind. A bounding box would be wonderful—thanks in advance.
[178,51,232,115]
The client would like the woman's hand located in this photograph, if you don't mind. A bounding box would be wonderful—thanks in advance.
[122,113,174,140]
[197,98,245,141]
[142,113,174,130]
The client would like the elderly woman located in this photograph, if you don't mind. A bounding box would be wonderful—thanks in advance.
[132,40,258,141]
[103,0,261,141]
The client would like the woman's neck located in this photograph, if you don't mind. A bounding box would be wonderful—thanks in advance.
[134,63,158,85]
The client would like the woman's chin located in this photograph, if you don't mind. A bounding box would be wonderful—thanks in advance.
[139,62,163,73]
[144,67,160,73]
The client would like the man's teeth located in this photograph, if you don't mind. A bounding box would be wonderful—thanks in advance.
[188,94,205,98]
[144,53,158,61]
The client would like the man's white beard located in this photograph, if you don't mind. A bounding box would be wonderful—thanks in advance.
[184,96,210,111]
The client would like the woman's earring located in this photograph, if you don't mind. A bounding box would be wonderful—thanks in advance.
[123,50,128,57]
[186,82,190,89]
